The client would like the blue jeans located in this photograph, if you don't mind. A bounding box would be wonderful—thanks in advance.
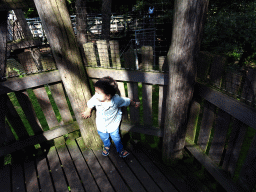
[97,128,123,153]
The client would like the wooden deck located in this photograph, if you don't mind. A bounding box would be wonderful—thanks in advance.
[0,137,225,192]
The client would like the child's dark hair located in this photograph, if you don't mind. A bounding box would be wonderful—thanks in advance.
[94,76,118,97]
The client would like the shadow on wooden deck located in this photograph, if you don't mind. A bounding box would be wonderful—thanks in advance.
[0,137,225,192]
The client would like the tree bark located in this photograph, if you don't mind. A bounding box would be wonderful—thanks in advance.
[162,0,209,161]
[101,0,112,40]
[33,0,101,148]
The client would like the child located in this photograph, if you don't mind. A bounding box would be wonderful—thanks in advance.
[81,76,139,157]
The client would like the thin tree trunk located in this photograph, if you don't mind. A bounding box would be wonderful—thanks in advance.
[101,0,112,40]
[0,11,8,80]
[33,0,101,148]
[162,0,209,161]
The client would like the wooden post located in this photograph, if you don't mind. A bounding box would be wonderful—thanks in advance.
[33,0,101,148]
[162,0,209,161]
[13,9,33,39]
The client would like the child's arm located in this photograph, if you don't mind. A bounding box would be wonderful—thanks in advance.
[81,107,93,119]
[130,99,140,108]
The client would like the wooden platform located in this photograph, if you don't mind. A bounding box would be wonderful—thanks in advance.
[0,137,224,192]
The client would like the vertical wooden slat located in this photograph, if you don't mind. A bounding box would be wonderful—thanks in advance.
[224,70,242,97]
[127,82,140,124]
[36,154,55,192]
[33,86,59,129]
[24,156,40,192]
[117,82,128,121]
[142,83,152,126]
[141,46,153,71]
[197,101,216,152]
[222,119,247,177]
[109,40,121,69]
[18,52,39,74]
[186,100,200,143]
[0,11,8,80]
[123,47,136,69]
[0,164,11,192]
[83,42,97,66]
[6,95,30,140]
[208,109,231,165]
[97,40,109,67]
[49,83,73,124]
[209,55,226,88]
[12,161,26,192]
[15,91,43,134]
[158,85,167,128]
[241,68,256,106]
[238,134,256,191]
[196,51,212,81]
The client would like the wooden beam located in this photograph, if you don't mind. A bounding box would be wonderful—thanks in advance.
[185,139,244,192]
[86,67,169,85]
[195,83,256,130]
[0,122,79,157]
[0,70,61,94]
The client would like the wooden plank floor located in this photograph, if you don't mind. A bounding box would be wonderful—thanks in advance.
[0,137,224,192]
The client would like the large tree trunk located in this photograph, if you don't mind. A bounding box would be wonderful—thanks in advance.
[162,0,209,161]
[33,0,101,148]
[101,0,112,40]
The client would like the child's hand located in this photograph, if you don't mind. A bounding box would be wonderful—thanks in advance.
[81,108,92,119]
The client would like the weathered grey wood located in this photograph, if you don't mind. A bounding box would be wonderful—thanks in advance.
[222,118,247,177]
[162,0,209,160]
[93,149,130,192]
[34,0,99,148]
[224,70,242,97]
[185,139,244,192]
[196,51,212,81]
[108,147,146,192]
[0,95,7,147]
[141,46,154,71]
[14,9,33,40]
[241,68,256,105]
[77,138,114,192]
[142,83,153,126]
[86,68,169,85]
[15,91,43,134]
[47,146,69,192]
[109,40,121,68]
[0,122,79,157]
[0,70,61,95]
[238,134,256,191]
[197,100,215,152]
[49,83,73,124]
[128,145,178,192]
[123,47,136,69]
[158,85,167,128]
[127,82,140,124]
[0,11,7,80]
[97,40,109,67]
[83,42,98,66]
[117,82,128,121]
[186,100,200,143]
[66,139,99,192]
[158,56,166,72]
[195,83,256,130]
[24,156,40,192]
[209,55,226,87]
[120,122,163,137]
[12,161,26,192]
[18,51,38,74]
[208,109,231,165]
[6,95,30,140]
[36,154,55,192]
[0,164,11,192]
[123,150,162,192]
[33,86,59,129]
[56,144,85,191]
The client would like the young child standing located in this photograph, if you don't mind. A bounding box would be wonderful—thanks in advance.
[81,76,139,157]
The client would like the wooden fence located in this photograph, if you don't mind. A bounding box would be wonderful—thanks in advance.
[1,41,256,191]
